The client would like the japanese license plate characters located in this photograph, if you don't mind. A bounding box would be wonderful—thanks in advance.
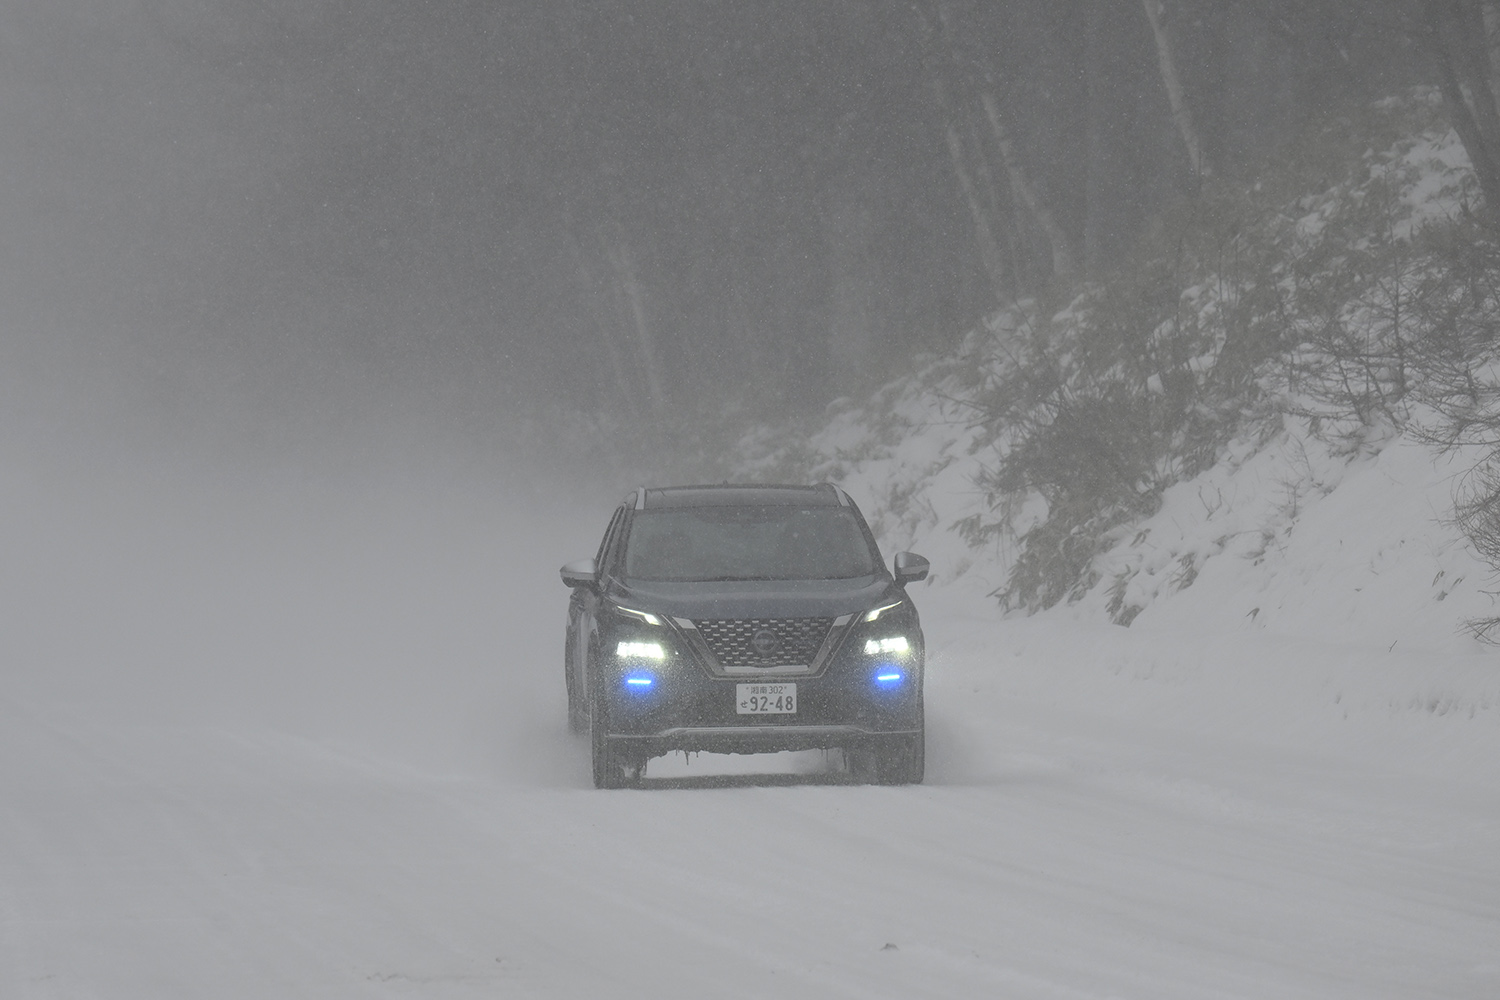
[735,683,796,714]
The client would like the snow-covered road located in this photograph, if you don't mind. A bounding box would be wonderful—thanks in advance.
[3,477,1498,998]
[6,678,1498,999]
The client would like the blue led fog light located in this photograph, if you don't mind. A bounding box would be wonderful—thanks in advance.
[624,674,655,689]
[873,669,905,687]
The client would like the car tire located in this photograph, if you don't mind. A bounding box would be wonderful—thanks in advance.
[872,729,924,785]
[589,665,640,789]
[589,669,618,788]
[564,613,586,735]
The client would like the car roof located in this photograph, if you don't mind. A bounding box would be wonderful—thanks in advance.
[633,483,848,510]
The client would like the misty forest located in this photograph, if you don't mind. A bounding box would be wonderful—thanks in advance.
[3,2,1500,998]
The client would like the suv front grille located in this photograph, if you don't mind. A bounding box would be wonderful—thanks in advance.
[693,617,833,668]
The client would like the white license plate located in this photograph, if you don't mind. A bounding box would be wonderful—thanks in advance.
[736,683,797,715]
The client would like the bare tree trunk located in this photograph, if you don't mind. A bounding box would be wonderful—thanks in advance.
[919,0,1020,301]
[566,229,636,410]
[1142,0,1211,182]
[966,118,1025,288]
[603,237,665,416]
[1425,0,1500,222]
[1083,0,1111,274]
[827,171,881,391]
[930,0,1075,284]
[1445,1,1500,146]
[932,76,1013,301]
[980,90,1079,280]
[1482,0,1500,110]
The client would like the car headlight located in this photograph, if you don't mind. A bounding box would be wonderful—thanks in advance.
[614,605,663,626]
[863,636,910,656]
[616,639,668,695]
[862,600,904,623]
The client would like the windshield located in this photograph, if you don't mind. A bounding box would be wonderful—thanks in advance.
[623,505,880,582]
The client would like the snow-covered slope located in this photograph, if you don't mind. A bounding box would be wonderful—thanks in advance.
[803,411,1500,767]
[731,98,1500,768]
[725,100,1500,921]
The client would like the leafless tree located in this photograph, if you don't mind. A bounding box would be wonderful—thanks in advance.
[1420,0,1500,223]
[1141,0,1212,183]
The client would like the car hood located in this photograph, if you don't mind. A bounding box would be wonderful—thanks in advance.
[606,575,895,620]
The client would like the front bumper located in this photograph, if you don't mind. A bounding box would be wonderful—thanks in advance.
[599,655,923,753]
[596,598,924,756]
[608,724,921,757]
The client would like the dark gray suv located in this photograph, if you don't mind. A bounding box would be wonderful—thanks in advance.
[560,484,928,788]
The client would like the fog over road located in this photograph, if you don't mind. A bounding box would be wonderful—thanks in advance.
[3,455,1495,999]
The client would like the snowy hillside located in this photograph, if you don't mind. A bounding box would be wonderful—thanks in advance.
[741,96,1497,642]
[733,94,1500,767]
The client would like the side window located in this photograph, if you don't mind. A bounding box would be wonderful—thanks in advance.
[599,508,633,581]
[594,506,627,569]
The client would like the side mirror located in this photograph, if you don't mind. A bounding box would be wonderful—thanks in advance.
[560,558,599,589]
[893,551,929,585]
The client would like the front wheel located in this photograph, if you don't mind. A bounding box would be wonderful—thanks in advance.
[589,671,641,789]
[564,614,586,735]
[871,730,924,785]
[845,730,923,785]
